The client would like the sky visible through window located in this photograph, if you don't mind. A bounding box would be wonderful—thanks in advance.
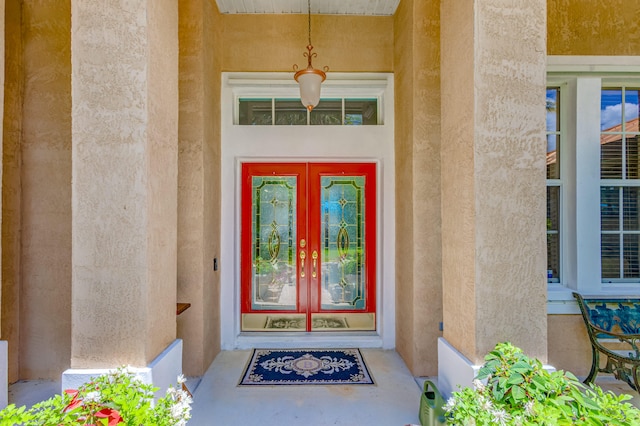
[546,87,640,153]
[601,89,639,131]
[546,88,559,153]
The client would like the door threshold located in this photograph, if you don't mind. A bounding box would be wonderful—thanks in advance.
[235,332,383,350]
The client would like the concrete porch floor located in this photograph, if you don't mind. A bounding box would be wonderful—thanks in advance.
[7,350,640,425]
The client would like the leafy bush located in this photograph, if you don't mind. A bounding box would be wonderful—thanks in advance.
[0,367,192,426]
[445,342,640,425]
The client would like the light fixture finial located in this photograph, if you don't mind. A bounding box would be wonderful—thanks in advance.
[293,0,328,112]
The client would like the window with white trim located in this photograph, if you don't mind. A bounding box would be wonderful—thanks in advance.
[546,87,561,284]
[600,86,640,282]
[228,73,388,127]
[547,58,640,297]
[238,98,379,125]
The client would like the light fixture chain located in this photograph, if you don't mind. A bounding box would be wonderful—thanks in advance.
[307,0,312,46]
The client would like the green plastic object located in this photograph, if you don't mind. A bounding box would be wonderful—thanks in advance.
[419,380,446,426]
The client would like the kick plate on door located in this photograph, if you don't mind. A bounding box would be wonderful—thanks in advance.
[241,313,375,332]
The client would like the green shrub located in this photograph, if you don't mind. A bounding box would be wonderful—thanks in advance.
[0,366,192,426]
[445,342,640,425]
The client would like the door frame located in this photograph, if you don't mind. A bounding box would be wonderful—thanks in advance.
[240,162,378,332]
[220,72,395,349]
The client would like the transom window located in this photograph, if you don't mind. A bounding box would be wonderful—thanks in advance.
[238,98,379,126]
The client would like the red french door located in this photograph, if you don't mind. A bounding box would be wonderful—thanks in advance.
[241,162,376,332]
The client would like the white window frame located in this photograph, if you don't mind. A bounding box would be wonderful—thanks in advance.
[547,56,640,314]
[228,73,387,126]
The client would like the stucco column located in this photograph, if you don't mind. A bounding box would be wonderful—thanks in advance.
[66,0,180,391]
[439,0,548,396]
[177,0,222,377]
[393,0,442,377]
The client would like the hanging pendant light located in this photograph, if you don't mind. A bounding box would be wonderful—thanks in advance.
[293,0,328,112]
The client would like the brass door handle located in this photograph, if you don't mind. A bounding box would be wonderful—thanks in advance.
[300,250,306,278]
[312,250,318,278]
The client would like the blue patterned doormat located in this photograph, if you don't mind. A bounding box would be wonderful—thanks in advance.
[239,348,375,386]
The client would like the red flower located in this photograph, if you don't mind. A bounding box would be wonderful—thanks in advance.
[63,389,82,412]
[95,408,124,425]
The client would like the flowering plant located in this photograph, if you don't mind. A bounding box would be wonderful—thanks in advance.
[444,342,640,425]
[0,367,192,426]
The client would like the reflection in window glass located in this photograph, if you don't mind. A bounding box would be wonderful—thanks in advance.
[601,185,640,282]
[627,89,640,127]
[546,87,561,284]
[546,88,560,179]
[547,186,560,283]
[345,99,377,125]
[546,89,559,132]
[601,234,621,280]
[239,99,272,125]
[237,97,380,126]
[310,99,342,125]
[601,89,623,130]
[623,234,640,279]
[601,134,623,179]
[275,99,307,125]
[601,88,640,179]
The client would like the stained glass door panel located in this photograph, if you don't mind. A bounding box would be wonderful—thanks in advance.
[241,163,376,332]
[309,164,376,331]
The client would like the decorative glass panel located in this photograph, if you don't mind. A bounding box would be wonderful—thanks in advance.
[547,186,560,282]
[310,99,342,125]
[320,176,366,310]
[275,99,307,125]
[239,99,272,125]
[251,176,297,310]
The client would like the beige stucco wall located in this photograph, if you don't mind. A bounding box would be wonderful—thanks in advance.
[547,314,592,376]
[221,14,393,72]
[2,0,22,383]
[202,0,222,374]
[441,0,548,363]
[177,0,222,377]
[20,0,71,380]
[548,0,640,56]
[393,0,442,377]
[70,0,178,368]
[440,0,477,362]
[145,0,179,364]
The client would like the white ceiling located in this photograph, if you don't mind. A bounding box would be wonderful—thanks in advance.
[215,0,401,16]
